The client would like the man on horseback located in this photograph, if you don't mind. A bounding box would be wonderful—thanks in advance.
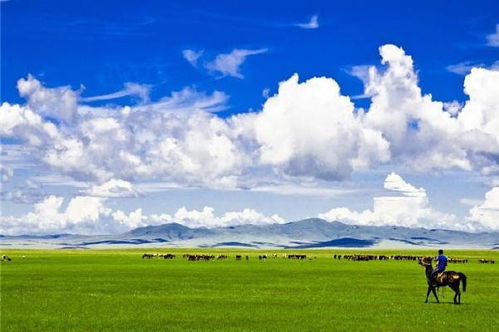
[430,249,447,285]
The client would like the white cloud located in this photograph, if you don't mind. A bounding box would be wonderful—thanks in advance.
[81,82,150,103]
[295,15,319,29]
[0,180,47,204]
[443,101,463,117]
[0,195,114,235]
[486,24,499,47]
[17,74,78,123]
[0,79,235,185]
[133,87,228,113]
[252,184,357,197]
[1,164,13,182]
[2,44,499,196]
[363,45,499,173]
[172,206,284,228]
[86,179,139,198]
[204,48,268,79]
[319,172,459,230]
[447,60,499,75]
[459,198,482,206]
[252,73,390,180]
[112,208,147,229]
[0,195,284,234]
[6,44,499,234]
[447,61,485,75]
[383,172,425,197]
[467,187,499,231]
[182,49,204,67]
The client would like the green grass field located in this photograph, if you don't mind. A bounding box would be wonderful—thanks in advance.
[1,249,498,331]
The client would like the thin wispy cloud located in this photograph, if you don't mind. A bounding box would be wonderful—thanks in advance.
[486,24,499,47]
[183,48,268,79]
[182,49,204,67]
[205,48,268,79]
[447,60,499,75]
[446,61,485,75]
[295,15,319,29]
[81,82,151,103]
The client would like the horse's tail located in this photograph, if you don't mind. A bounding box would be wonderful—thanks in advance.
[459,272,467,292]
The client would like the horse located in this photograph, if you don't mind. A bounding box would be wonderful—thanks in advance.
[418,257,467,304]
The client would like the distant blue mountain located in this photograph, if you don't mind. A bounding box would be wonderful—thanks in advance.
[1,218,498,249]
[291,238,375,248]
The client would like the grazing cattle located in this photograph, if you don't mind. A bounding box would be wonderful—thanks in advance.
[217,255,229,260]
[142,253,176,259]
[391,255,422,261]
[448,257,468,264]
[235,255,242,260]
[1,255,12,262]
[258,254,268,260]
[333,253,421,262]
[246,255,249,260]
[287,254,306,260]
[479,259,495,264]
[184,254,215,261]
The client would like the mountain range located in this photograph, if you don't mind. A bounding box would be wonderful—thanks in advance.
[2,218,498,249]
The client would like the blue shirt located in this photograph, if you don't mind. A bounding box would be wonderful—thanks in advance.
[437,254,447,270]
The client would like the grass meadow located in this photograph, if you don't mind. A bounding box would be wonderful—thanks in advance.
[1,249,498,331]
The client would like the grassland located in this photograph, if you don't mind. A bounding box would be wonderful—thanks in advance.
[1,249,498,331]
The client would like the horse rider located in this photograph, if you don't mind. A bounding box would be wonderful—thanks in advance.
[431,249,448,285]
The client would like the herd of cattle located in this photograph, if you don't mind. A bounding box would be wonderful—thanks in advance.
[140,252,495,263]
[142,253,309,260]
[0,253,495,264]
[335,254,469,263]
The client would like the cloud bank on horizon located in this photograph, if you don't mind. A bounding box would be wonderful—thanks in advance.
[1,44,499,234]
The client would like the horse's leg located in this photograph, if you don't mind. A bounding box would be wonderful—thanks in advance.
[449,283,460,304]
[431,286,440,303]
[425,285,432,303]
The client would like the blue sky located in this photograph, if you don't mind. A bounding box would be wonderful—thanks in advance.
[1,0,499,234]
[3,0,498,110]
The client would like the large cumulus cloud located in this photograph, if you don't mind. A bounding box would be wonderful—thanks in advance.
[0,195,284,235]
[2,44,499,233]
[319,173,460,230]
[3,44,499,187]
[252,74,390,180]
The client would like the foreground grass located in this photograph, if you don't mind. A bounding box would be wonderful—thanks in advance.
[1,249,498,331]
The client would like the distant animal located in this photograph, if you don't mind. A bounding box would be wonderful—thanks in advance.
[448,257,468,264]
[1,255,12,262]
[478,259,495,264]
[287,254,306,260]
[235,255,242,260]
[142,253,154,259]
[184,254,215,261]
[419,257,467,304]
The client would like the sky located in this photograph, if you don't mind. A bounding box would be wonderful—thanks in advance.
[1,0,499,235]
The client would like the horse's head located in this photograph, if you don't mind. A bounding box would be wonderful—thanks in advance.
[418,256,433,267]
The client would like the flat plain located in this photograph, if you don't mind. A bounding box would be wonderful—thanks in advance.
[1,249,498,331]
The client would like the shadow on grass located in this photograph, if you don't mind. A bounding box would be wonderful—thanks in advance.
[425,302,468,305]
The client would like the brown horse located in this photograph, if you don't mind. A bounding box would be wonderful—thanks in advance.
[419,257,467,304]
